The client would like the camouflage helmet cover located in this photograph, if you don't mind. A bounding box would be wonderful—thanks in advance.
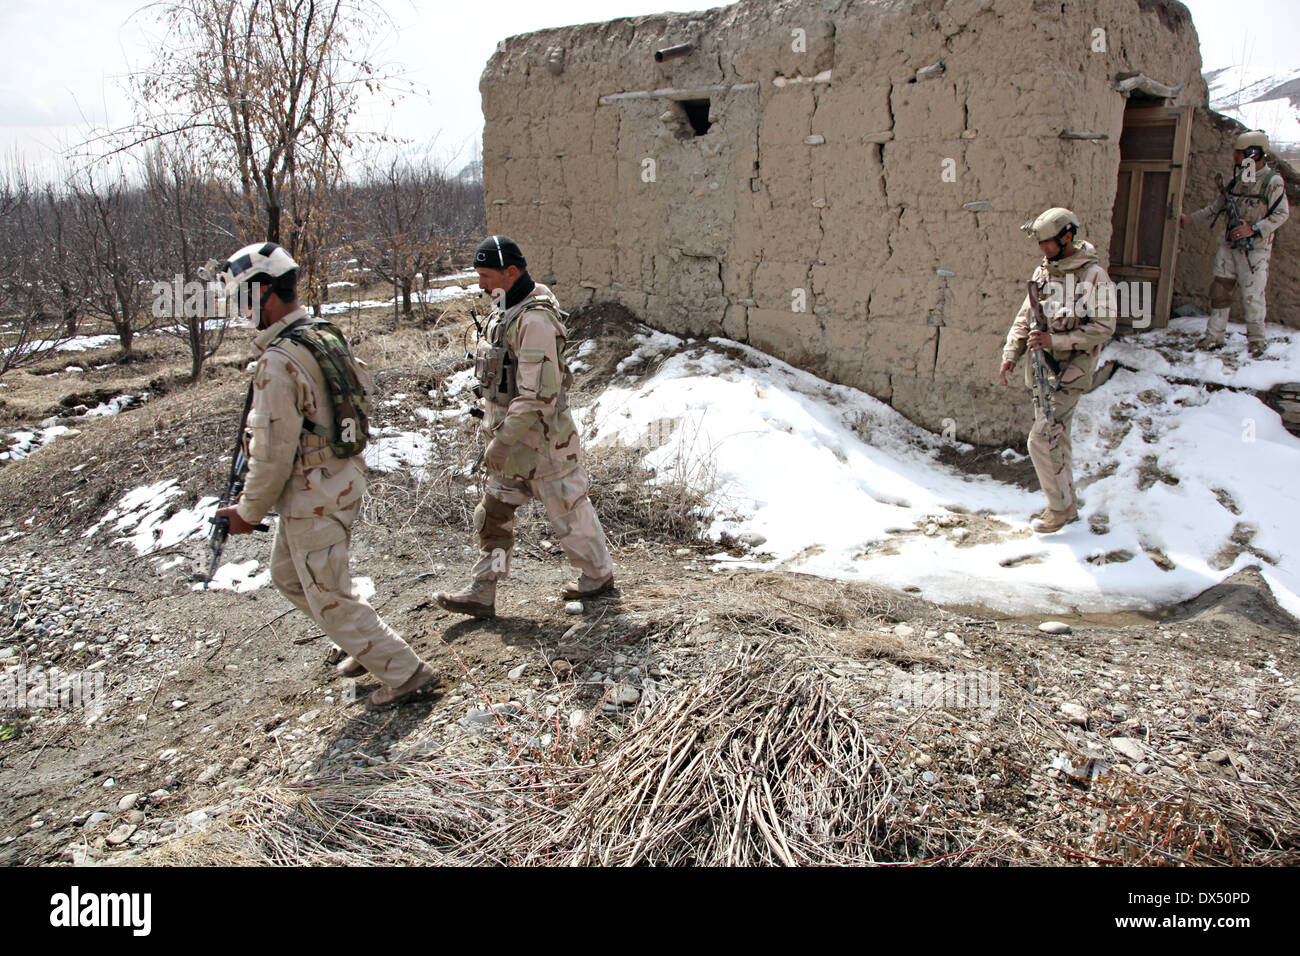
[1023,207,1082,242]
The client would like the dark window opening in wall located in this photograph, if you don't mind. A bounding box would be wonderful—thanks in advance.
[681,99,712,136]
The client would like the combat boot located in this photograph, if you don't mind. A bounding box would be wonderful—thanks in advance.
[1197,335,1225,351]
[1032,506,1079,534]
[1248,341,1267,358]
[366,662,438,711]
[336,656,366,677]
[561,574,615,600]
[434,580,496,618]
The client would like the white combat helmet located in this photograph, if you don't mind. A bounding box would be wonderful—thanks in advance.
[201,242,299,327]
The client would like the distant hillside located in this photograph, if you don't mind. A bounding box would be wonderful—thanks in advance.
[1206,65,1300,160]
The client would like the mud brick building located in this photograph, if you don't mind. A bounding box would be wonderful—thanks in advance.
[481,0,1298,443]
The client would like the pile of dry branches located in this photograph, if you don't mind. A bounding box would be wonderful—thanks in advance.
[147,641,905,866]
[516,642,895,865]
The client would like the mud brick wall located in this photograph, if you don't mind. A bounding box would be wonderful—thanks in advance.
[482,0,1209,445]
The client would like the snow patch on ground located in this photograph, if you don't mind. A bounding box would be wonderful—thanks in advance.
[199,559,271,593]
[317,285,476,316]
[443,368,478,399]
[1,425,79,461]
[414,285,474,304]
[319,299,389,315]
[83,394,147,418]
[615,330,686,374]
[55,334,120,353]
[1103,318,1300,391]
[364,429,435,475]
[589,332,1300,616]
[84,481,218,556]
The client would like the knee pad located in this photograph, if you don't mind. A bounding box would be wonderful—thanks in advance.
[477,495,516,551]
[1208,276,1236,310]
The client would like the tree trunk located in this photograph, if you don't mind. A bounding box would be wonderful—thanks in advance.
[401,278,412,316]
[188,319,203,383]
[267,204,281,244]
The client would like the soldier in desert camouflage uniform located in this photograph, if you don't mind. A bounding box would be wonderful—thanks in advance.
[435,237,614,618]
[1000,208,1116,534]
[1180,130,1290,358]
[211,242,436,710]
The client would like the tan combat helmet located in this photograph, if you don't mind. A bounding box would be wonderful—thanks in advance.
[1022,207,1082,242]
[1233,130,1269,158]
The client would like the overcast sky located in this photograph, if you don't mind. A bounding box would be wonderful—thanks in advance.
[1,0,1295,179]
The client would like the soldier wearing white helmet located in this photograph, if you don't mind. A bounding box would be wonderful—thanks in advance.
[1180,129,1290,358]
[208,241,437,710]
[1000,208,1117,534]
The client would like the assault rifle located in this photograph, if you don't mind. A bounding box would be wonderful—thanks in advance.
[194,385,268,588]
[1213,171,1256,273]
[1025,281,1064,421]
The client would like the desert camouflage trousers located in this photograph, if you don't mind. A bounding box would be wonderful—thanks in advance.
[1027,379,1086,514]
[470,466,614,584]
[270,500,421,687]
[1206,243,1271,345]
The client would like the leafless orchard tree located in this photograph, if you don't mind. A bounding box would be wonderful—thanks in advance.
[0,165,76,376]
[68,171,162,356]
[346,153,484,317]
[144,146,239,381]
[126,0,397,306]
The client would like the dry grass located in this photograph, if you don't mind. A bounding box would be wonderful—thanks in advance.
[140,640,903,866]
[583,442,714,547]
[131,570,1300,867]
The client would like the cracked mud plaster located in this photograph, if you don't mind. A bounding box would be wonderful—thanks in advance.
[483,0,1245,445]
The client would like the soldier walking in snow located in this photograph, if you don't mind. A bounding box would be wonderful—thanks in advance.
[435,236,614,618]
[1000,208,1116,534]
[209,242,437,710]
[1180,130,1289,358]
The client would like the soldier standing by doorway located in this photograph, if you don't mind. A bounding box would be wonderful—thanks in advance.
[999,208,1117,534]
[435,236,614,618]
[1180,130,1289,358]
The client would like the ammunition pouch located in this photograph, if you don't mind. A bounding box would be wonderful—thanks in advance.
[475,297,572,412]
[475,341,515,405]
[298,430,332,469]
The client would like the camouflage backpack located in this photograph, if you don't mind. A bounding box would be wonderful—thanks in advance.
[279,320,371,459]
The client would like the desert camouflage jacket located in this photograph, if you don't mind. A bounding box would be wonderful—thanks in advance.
[477,283,581,482]
[235,306,367,524]
[1003,241,1117,388]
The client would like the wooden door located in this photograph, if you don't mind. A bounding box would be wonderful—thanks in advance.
[1109,105,1193,330]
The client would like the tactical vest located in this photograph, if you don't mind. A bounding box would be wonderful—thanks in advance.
[474,295,572,412]
[1227,168,1285,225]
[1030,264,1092,332]
[271,318,371,465]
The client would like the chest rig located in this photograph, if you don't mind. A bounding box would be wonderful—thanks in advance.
[1030,264,1087,334]
[1225,169,1284,227]
[473,295,572,411]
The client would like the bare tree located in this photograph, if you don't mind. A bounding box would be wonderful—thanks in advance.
[127,0,393,298]
[346,153,484,317]
[69,171,161,356]
[0,165,75,376]
[144,146,238,380]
